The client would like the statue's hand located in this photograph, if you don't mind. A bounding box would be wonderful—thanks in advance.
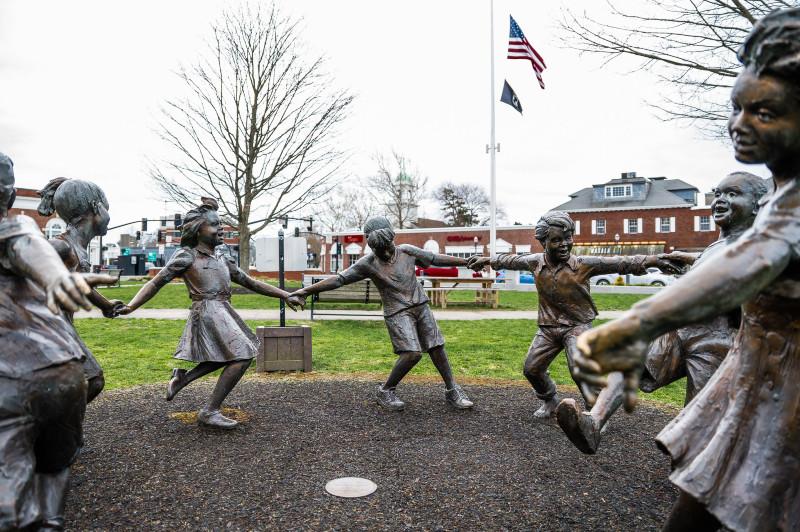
[103,299,125,319]
[286,294,306,311]
[115,305,134,316]
[46,272,93,314]
[467,256,490,271]
[574,314,647,412]
[657,251,695,273]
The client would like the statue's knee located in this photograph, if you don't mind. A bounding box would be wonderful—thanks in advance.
[401,352,423,363]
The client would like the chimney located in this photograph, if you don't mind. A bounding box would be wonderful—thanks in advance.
[620,171,637,179]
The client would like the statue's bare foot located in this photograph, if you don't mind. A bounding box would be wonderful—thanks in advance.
[533,398,558,419]
[556,398,601,455]
[197,409,238,429]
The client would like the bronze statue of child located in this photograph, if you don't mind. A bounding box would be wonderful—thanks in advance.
[467,211,684,419]
[118,198,299,429]
[0,153,116,530]
[289,216,475,411]
[37,177,124,403]
[557,172,769,455]
[574,9,800,530]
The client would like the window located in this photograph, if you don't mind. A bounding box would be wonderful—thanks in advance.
[594,219,606,235]
[347,254,360,267]
[605,185,632,198]
[45,219,65,239]
[623,218,643,234]
[660,218,671,232]
[694,215,713,232]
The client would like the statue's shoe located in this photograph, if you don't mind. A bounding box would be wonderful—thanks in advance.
[445,385,474,409]
[376,385,405,411]
[197,409,238,429]
[165,368,187,401]
[556,398,600,455]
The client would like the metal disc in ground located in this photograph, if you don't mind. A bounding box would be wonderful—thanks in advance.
[325,477,377,498]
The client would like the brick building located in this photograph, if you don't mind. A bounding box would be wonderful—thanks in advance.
[552,171,716,255]
[8,187,65,237]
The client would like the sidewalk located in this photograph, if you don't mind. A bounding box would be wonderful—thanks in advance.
[74,308,627,321]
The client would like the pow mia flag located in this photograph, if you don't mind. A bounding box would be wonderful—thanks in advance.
[500,80,523,114]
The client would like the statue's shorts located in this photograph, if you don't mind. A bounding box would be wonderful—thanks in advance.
[0,361,86,530]
[523,322,593,402]
[384,303,445,355]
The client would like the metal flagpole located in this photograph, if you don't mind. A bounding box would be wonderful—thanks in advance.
[488,0,498,261]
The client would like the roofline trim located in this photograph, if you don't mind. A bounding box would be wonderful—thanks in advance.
[562,204,706,213]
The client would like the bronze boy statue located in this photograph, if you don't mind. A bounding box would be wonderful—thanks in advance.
[289,216,474,411]
[557,172,768,455]
[0,153,116,530]
[118,198,298,429]
[37,177,124,403]
[467,211,683,419]
[574,9,800,531]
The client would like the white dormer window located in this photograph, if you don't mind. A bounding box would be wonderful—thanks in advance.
[605,184,633,198]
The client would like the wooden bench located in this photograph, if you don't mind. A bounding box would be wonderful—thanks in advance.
[424,287,500,309]
[309,278,382,319]
[102,268,122,287]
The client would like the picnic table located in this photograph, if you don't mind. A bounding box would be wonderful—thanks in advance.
[423,276,499,309]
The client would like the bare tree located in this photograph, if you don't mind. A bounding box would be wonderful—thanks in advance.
[150,3,353,268]
[314,182,378,232]
[366,152,427,229]
[560,1,795,138]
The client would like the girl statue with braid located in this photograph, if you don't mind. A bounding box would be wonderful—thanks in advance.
[118,198,299,429]
[37,178,123,403]
[574,9,800,531]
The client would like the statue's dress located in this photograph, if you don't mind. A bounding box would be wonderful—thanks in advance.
[152,247,258,363]
[51,233,103,379]
[656,180,800,532]
[0,215,87,528]
[0,216,90,376]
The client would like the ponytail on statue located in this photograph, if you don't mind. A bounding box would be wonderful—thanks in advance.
[37,177,69,217]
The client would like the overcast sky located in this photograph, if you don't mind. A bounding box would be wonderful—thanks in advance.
[0,0,766,238]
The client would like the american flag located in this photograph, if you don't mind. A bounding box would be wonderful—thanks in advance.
[507,15,546,89]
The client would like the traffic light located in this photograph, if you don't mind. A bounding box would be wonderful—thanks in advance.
[135,231,141,240]
[174,213,182,228]
[157,230,163,242]
[293,227,300,237]
[307,216,314,232]
[141,218,148,231]
[279,215,288,228]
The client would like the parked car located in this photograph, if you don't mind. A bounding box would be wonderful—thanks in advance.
[590,267,675,286]
[496,270,534,284]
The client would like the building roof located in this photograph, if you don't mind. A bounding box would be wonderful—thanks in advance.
[554,174,701,213]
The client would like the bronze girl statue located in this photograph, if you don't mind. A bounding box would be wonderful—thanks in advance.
[118,198,298,429]
[37,177,123,403]
[0,153,115,530]
[574,9,800,531]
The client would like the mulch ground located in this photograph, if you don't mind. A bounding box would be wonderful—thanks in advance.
[67,377,678,531]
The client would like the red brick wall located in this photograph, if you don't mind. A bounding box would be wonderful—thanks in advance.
[569,207,717,251]
[8,188,55,231]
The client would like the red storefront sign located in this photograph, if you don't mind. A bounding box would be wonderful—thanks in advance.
[343,235,364,243]
[446,235,481,242]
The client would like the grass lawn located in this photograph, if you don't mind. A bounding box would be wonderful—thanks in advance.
[98,282,650,312]
[75,318,685,407]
